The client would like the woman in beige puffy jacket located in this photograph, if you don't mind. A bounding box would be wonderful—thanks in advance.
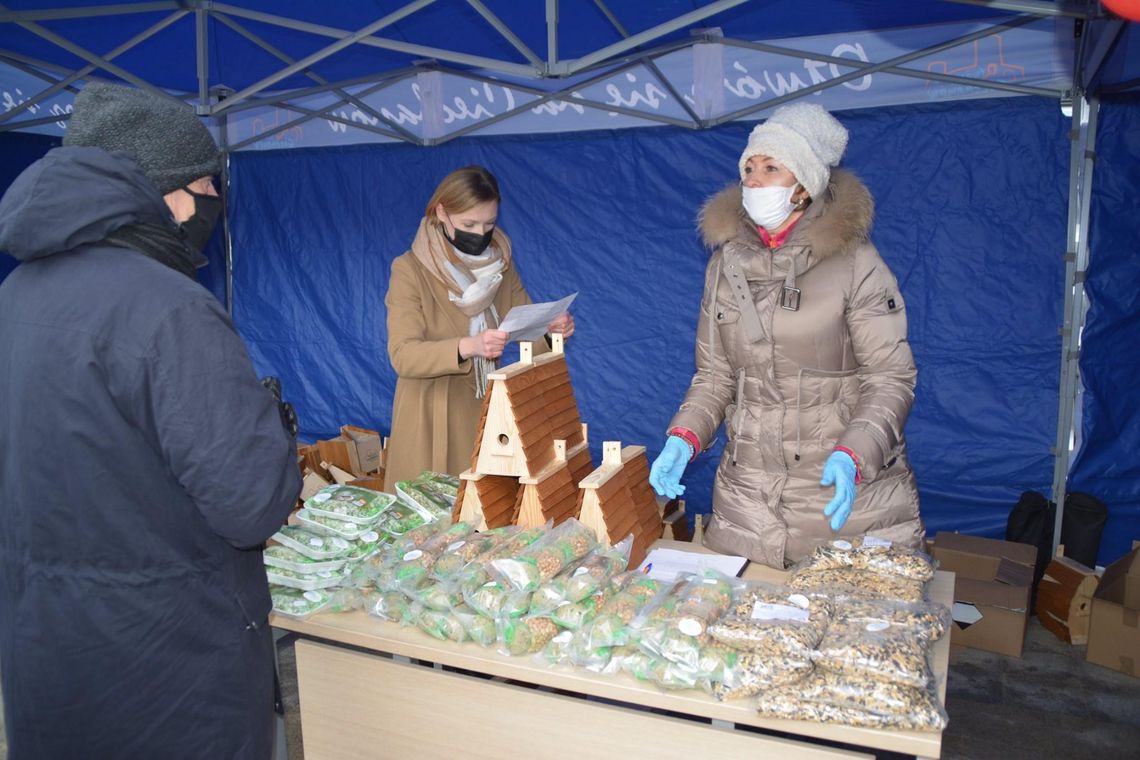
[649,104,924,569]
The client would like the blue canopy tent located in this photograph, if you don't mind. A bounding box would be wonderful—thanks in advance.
[1,1,1138,565]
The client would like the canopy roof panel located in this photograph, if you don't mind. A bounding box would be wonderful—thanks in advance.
[0,1,1131,147]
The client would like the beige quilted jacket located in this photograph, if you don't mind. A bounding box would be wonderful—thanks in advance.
[669,170,924,568]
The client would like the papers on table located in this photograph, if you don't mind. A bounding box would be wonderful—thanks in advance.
[498,292,577,342]
[636,547,749,583]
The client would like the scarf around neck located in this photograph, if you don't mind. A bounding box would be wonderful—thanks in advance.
[410,217,514,398]
[101,221,205,280]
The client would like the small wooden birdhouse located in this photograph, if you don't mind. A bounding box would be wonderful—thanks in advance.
[470,335,586,478]
[576,441,664,569]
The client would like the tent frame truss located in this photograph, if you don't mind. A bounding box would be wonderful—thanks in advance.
[0,0,1095,141]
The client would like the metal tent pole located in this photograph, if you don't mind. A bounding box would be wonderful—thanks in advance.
[218,104,234,319]
[1051,91,1099,555]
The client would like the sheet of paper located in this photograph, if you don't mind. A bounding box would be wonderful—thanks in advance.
[498,292,577,342]
[636,547,749,583]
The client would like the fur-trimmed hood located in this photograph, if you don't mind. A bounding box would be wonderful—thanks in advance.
[698,169,874,260]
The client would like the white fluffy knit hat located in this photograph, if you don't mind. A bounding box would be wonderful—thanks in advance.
[737,103,848,199]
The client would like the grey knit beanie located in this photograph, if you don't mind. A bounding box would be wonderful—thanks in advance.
[63,82,221,195]
[738,103,848,199]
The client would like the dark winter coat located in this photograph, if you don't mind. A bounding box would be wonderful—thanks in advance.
[670,171,924,568]
[0,147,301,759]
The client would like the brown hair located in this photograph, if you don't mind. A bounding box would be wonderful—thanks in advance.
[424,165,501,223]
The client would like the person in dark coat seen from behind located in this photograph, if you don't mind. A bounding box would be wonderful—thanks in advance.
[0,82,301,759]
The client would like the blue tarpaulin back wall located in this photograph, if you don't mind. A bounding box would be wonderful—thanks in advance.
[226,96,1106,554]
[1070,97,1140,565]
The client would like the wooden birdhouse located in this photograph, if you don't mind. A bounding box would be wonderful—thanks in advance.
[1036,555,1100,645]
[470,336,585,478]
[576,441,664,569]
[454,470,521,530]
[513,433,594,529]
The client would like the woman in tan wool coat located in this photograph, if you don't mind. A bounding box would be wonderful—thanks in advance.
[649,104,924,568]
[385,166,574,487]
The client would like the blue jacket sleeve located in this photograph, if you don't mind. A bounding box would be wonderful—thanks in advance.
[139,295,301,548]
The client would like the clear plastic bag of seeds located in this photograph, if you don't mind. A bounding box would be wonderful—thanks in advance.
[416,606,467,643]
[811,617,935,690]
[392,521,476,590]
[793,535,936,582]
[628,570,739,672]
[362,589,416,625]
[754,669,948,731]
[831,596,951,643]
[549,588,610,631]
[707,581,832,658]
[580,573,664,650]
[788,566,926,603]
[450,604,497,647]
[488,518,597,594]
[497,613,560,657]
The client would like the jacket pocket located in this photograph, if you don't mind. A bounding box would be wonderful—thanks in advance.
[792,366,859,441]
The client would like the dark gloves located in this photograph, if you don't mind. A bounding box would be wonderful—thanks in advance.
[261,376,299,437]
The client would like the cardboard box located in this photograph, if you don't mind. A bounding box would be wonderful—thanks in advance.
[932,532,1036,657]
[1086,541,1140,678]
[340,425,383,475]
[296,443,324,476]
[348,475,386,493]
[299,469,332,502]
[316,436,354,475]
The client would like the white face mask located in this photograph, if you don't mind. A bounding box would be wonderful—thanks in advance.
[741,184,797,230]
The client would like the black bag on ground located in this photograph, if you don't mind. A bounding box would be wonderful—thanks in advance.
[1005,491,1055,611]
[1060,491,1108,569]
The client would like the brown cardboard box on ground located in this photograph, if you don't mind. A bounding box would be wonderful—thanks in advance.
[932,532,1036,657]
[1086,541,1140,678]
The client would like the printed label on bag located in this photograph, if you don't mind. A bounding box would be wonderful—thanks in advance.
[678,618,704,636]
[865,619,891,633]
[573,567,590,577]
[752,602,811,622]
[553,631,573,643]
[359,532,378,544]
[787,594,810,609]
[313,492,331,502]
[832,540,853,551]
[303,591,323,603]
[331,537,350,549]
[403,550,423,561]
[863,535,893,548]
[448,540,466,552]
[308,537,325,548]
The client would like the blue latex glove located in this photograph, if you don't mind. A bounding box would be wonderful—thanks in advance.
[649,437,690,499]
[820,450,857,531]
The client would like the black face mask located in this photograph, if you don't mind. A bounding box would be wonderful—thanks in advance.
[178,186,223,252]
[445,216,494,257]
